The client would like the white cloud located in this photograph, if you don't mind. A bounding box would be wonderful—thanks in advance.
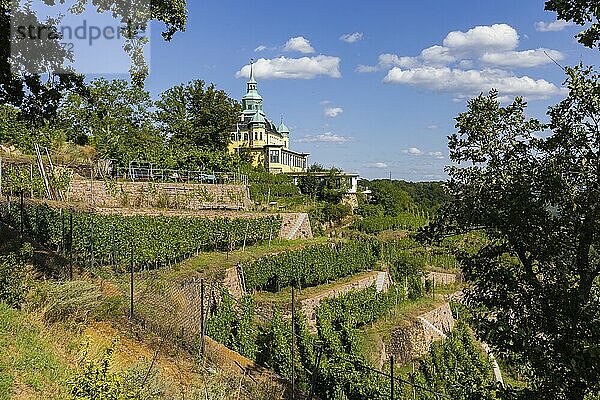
[357,53,419,72]
[284,36,315,54]
[535,20,573,32]
[254,45,268,52]
[324,107,344,117]
[428,151,445,159]
[236,56,341,80]
[384,66,561,100]
[402,147,423,156]
[340,32,363,43]
[421,45,456,64]
[365,162,388,169]
[427,124,440,129]
[362,24,564,101]
[297,132,353,144]
[320,100,332,105]
[443,23,519,53]
[481,48,564,68]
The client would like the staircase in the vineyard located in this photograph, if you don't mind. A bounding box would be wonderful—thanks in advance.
[279,212,312,240]
[375,271,388,292]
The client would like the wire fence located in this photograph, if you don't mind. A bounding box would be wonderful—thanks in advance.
[113,165,248,186]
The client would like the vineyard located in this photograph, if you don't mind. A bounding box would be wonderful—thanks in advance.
[241,240,379,292]
[0,198,281,269]
[352,212,429,234]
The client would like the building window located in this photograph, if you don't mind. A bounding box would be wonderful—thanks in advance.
[243,133,248,141]
[260,132,263,141]
[269,150,280,164]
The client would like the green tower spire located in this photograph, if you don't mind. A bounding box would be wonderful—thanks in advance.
[243,59,263,113]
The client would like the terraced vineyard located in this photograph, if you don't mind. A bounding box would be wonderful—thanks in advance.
[0,199,281,269]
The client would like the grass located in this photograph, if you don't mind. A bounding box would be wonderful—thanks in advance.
[357,296,446,368]
[253,270,381,307]
[0,302,70,399]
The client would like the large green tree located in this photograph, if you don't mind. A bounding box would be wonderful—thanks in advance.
[155,80,241,151]
[368,179,413,216]
[60,78,163,163]
[545,0,599,49]
[425,66,600,399]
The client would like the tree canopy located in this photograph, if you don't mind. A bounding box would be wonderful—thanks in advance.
[545,0,600,48]
[155,80,241,152]
[424,66,600,399]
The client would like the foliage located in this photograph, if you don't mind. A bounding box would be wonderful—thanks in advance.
[0,253,25,308]
[68,338,154,400]
[156,80,241,152]
[410,321,498,399]
[425,66,600,399]
[368,180,414,217]
[297,166,350,203]
[314,283,423,399]
[392,180,452,213]
[1,200,281,270]
[352,212,428,234]
[545,0,600,48]
[60,78,163,164]
[206,289,258,360]
[241,240,378,292]
[309,202,353,225]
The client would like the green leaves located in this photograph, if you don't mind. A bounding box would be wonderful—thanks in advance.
[241,241,379,292]
[155,80,242,152]
[545,0,600,49]
[2,201,281,269]
[439,66,600,398]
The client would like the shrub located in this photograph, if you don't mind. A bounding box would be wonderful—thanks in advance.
[0,254,26,308]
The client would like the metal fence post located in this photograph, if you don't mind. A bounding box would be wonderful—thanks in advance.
[200,278,205,356]
[130,245,134,319]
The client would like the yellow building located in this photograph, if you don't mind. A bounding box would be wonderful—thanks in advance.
[228,62,309,173]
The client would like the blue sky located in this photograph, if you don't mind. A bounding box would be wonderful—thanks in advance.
[51,0,600,180]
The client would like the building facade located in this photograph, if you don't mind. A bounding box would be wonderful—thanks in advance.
[228,62,309,173]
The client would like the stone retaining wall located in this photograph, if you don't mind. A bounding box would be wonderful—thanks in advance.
[301,271,392,332]
[426,271,459,285]
[385,303,456,367]
[69,179,250,210]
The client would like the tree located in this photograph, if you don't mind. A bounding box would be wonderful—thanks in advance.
[545,0,599,49]
[59,78,163,163]
[369,180,413,216]
[155,80,241,151]
[425,66,600,399]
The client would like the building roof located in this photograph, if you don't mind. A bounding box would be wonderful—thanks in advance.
[278,118,290,134]
[250,111,266,124]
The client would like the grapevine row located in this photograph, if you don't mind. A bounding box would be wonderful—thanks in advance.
[241,240,379,292]
[0,199,281,269]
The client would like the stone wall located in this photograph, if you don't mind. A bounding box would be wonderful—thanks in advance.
[69,178,250,210]
[385,302,456,367]
[223,266,244,299]
[301,271,392,332]
[426,271,459,285]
